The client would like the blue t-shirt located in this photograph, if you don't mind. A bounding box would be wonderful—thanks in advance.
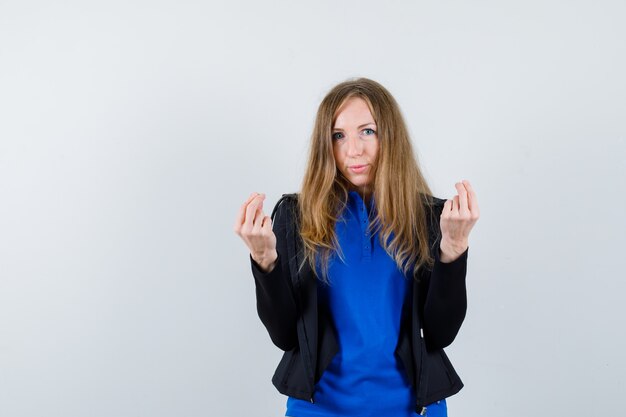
[286,191,447,417]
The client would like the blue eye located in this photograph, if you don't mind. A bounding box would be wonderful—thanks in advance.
[363,128,376,135]
[332,132,344,140]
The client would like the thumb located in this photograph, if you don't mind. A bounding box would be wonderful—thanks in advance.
[261,215,273,233]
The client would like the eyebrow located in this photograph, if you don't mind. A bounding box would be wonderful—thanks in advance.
[332,122,376,131]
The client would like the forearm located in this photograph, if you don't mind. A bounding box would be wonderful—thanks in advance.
[423,246,468,349]
[251,253,298,350]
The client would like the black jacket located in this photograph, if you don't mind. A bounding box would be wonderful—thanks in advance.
[249,193,468,414]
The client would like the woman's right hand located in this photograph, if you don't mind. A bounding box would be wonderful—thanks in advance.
[233,192,278,273]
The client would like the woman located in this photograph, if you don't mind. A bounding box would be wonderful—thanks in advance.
[234,78,479,417]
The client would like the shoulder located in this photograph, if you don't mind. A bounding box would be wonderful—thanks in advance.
[431,196,447,206]
[278,193,299,203]
[420,193,448,242]
[270,193,300,225]
[420,193,447,213]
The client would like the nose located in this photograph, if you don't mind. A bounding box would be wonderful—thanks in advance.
[346,133,364,157]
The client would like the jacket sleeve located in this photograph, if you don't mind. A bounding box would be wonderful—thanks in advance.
[422,198,469,351]
[249,196,299,351]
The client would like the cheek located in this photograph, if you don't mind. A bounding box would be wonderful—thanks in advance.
[369,141,380,159]
[332,146,343,166]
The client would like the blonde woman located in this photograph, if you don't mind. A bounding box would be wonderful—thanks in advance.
[234,78,479,417]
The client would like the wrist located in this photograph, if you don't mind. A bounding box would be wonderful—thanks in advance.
[252,250,278,273]
[439,239,468,263]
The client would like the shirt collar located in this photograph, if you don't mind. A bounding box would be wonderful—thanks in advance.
[347,190,375,213]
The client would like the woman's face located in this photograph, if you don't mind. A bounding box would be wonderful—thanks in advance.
[332,97,379,195]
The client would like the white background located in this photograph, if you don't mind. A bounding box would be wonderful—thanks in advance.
[1,1,625,416]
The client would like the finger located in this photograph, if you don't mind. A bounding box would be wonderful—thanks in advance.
[453,195,460,214]
[235,192,261,229]
[253,199,267,231]
[244,194,266,228]
[239,192,260,220]
[246,191,260,205]
[261,215,272,234]
[462,180,479,214]
[256,197,265,216]
[455,181,469,214]
[441,198,452,217]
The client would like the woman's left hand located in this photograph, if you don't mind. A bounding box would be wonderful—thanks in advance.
[439,179,480,263]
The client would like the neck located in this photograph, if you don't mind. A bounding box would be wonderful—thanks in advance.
[350,185,373,206]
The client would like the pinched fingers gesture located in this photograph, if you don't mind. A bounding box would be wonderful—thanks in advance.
[233,192,278,272]
[439,180,480,259]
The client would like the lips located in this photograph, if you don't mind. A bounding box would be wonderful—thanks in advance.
[348,164,368,173]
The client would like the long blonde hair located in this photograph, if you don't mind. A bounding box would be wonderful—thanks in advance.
[299,77,436,283]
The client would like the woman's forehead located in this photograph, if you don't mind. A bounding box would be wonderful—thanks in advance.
[332,97,376,127]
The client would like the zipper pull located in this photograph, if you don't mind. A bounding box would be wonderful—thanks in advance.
[420,327,424,339]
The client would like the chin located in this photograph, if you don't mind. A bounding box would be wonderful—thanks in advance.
[348,180,373,189]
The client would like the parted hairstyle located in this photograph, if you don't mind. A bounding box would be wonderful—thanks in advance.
[299,77,437,283]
